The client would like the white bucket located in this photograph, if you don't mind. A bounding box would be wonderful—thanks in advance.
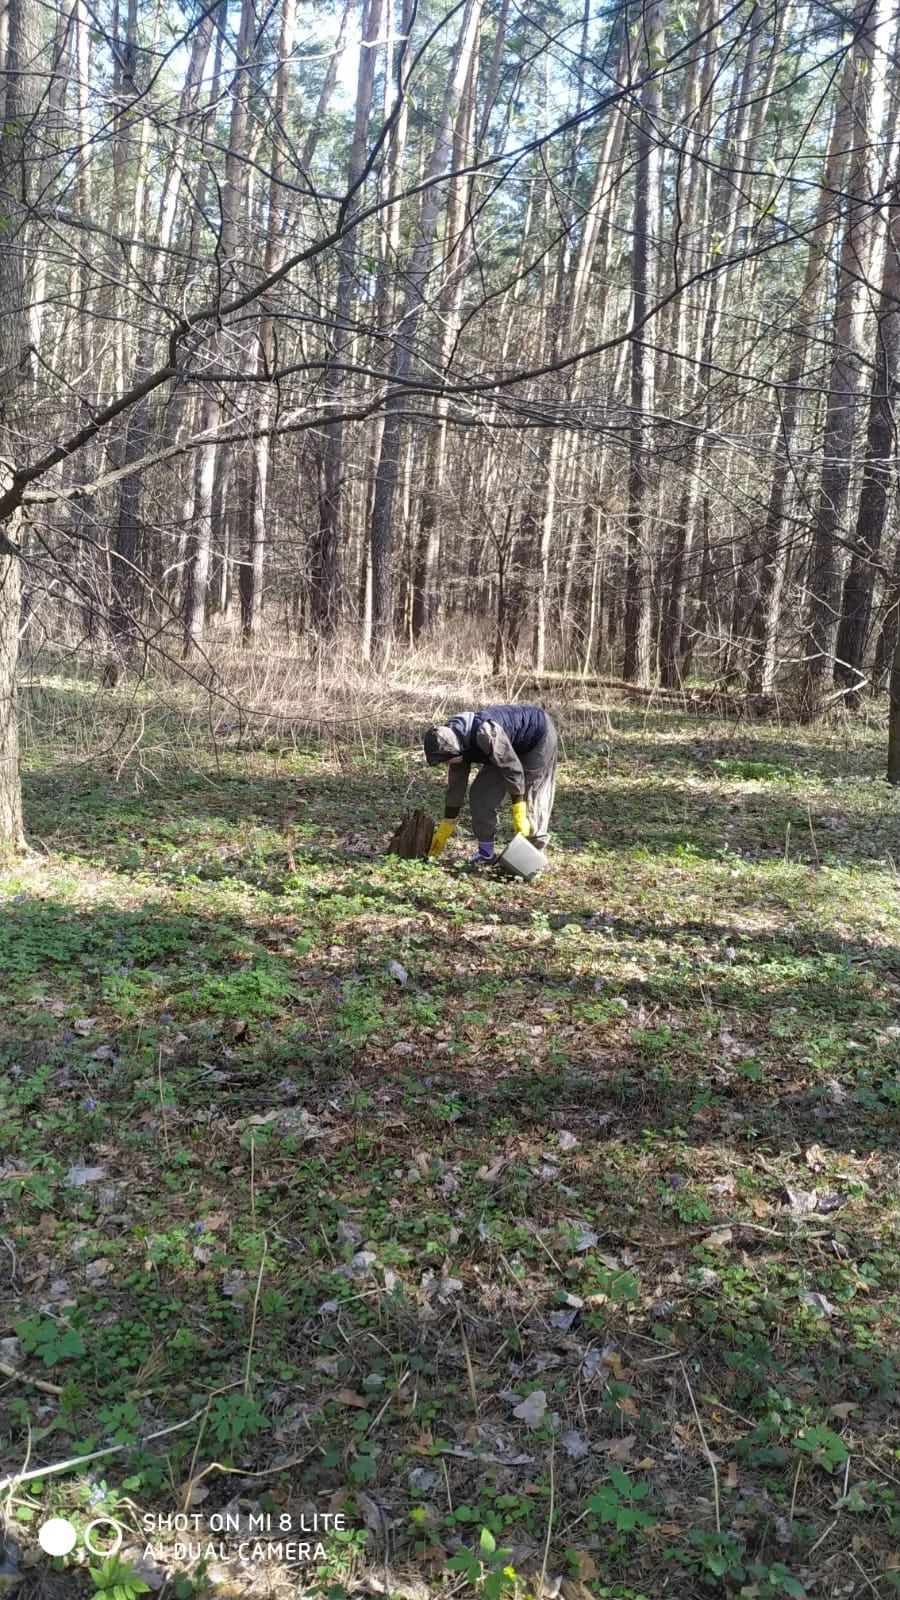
[498,832,548,881]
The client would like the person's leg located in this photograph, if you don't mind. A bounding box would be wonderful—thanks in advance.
[469,765,507,856]
[523,723,559,850]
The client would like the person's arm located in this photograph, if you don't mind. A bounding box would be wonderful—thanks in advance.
[443,760,472,819]
[476,722,531,835]
[475,722,525,799]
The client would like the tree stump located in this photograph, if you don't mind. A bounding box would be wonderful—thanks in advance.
[386,808,435,859]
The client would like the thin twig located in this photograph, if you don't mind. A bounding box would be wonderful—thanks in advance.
[0,1359,63,1396]
[682,1363,720,1533]
[441,1455,454,1515]
[181,1401,213,1516]
[789,1456,802,1521]
[0,1400,233,1495]
[455,1307,479,1411]
[806,803,820,867]
[807,1518,838,1558]
[157,1045,171,1160]
[538,1440,555,1599]
[244,1236,268,1395]
[250,1136,257,1231]
[846,1550,881,1596]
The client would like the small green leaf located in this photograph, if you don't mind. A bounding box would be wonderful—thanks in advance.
[479,1526,497,1557]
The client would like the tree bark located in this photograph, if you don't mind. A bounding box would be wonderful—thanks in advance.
[184,0,254,657]
[310,0,381,636]
[800,0,886,719]
[113,10,214,645]
[624,0,665,685]
[888,627,900,782]
[747,30,870,696]
[0,0,46,849]
[412,27,482,641]
[368,0,481,664]
[834,169,900,697]
[242,0,299,645]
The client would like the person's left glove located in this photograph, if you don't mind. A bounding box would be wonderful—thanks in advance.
[429,819,457,857]
[511,800,531,837]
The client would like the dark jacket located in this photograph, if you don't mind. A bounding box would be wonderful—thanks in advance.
[446,704,547,759]
[443,705,551,818]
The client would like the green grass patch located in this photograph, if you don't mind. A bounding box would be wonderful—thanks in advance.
[2,681,899,1598]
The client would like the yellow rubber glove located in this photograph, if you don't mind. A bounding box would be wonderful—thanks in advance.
[511,800,531,837]
[429,819,456,857]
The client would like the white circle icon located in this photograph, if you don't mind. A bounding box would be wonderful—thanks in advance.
[83,1518,123,1558]
[38,1518,78,1556]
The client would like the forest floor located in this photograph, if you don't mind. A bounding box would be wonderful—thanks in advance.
[1,659,899,1600]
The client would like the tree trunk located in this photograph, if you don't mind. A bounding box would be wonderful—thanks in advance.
[368,0,481,663]
[834,167,900,698]
[534,431,563,673]
[888,627,900,783]
[243,0,299,645]
[747,34,869,695]
[184,0,254,657]
[0,0,46,849]
[0,539,23,851]
[800,0,886,719]
[624,0,665,685]
[873,525,900,690]
[412,31,481,640]
[311,0,384,635]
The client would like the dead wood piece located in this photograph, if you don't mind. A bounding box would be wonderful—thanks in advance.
[386,808,434,859]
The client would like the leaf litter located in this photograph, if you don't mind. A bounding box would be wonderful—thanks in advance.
[2,699,899,1597]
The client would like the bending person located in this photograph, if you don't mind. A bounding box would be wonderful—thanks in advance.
[424,703,558,866]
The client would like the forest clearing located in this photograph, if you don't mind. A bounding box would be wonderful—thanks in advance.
[0,660,898,1599]
[2,0,900,1590]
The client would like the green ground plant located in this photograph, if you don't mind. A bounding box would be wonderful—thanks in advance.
[1,665,898,1597]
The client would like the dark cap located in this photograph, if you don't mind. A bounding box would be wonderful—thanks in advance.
[423,725,462,765]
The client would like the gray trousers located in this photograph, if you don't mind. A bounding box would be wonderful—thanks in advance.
[469,723,559,848]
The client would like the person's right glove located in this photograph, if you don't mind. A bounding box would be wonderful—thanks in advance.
[511,800,532,838]
[429,819,457,857]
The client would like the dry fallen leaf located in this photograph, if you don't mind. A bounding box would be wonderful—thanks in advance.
[571,1228,599,1253]
[180,1479,209,1508]
[599,1347,625,1379]
[800,1290,837,1317]
[605,1434,636,1461]
[568,1550,598,1582]
[63,1164,107,1187]
[476,1154,506,1181]
[785,1186,818,1219]
[560,1582,597,1600]
[513,1389,547,1426]
[560,1429,590,1460]
[701,1227,733,1250]
[334,1388,370,1408]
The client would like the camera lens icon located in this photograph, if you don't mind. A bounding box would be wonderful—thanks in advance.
[37,1519,78,1557]
[37,1516,123,1559]
[83,1519,123,1558]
